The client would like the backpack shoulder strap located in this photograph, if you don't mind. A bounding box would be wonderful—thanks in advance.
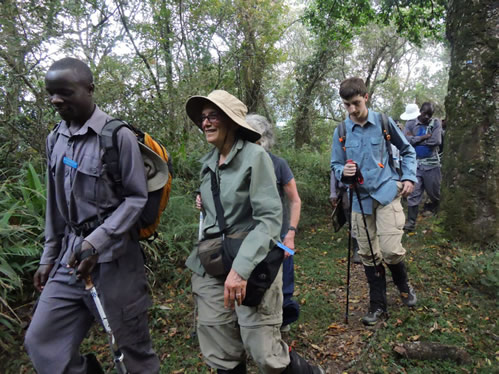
[380,113,400,174]
[47,121,62,158]
[100,118,134,187]
[337,120,347,152]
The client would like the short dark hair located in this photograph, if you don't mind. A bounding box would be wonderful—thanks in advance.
[339,77,367,100]
[420,102,435,114]
[48,57,93,84]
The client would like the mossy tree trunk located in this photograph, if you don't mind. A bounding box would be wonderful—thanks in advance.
[442,0,498,243]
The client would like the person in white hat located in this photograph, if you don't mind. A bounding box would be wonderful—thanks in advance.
[400,103,420,121]
[402,102,443,231]
[186,90,323,373]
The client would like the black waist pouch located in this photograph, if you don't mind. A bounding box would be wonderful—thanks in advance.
[222,237,284,307]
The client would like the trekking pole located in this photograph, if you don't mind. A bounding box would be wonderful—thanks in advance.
[198,211,203,241]
[345,186,354,324]
[352,185,378,272]
[345,160,378,272]
[85,277,128,374]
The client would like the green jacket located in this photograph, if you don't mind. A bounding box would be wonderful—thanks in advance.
[186,138,282,279]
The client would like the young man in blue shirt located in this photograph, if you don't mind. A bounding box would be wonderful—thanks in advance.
[330,77,418,325]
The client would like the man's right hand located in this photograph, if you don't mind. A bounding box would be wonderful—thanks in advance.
[33,264,54,292]
[343,162,357,177]
[329,197,338,208]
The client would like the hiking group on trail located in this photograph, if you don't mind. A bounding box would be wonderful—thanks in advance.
[24,58,442,373]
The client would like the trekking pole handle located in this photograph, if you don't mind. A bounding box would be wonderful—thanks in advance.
[346,159,364,185]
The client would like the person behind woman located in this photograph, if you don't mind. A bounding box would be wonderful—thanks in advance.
[245,114,301,332]
[186,90,323,373]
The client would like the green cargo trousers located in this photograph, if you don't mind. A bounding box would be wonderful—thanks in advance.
[191,267,290,373]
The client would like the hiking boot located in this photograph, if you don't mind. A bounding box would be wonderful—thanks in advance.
[362,307,387,326]
[281,324,291,333]
[352,239,362,264]
[387,262,417,308]
[282,350,324,374]
[404,206,418,232]
[85,353,104,374]
[399,284,417,307]
[363,265,387,326]
[217,362,247,374]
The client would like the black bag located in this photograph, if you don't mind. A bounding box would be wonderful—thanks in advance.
[331,194,347,232]
[221,236,284,306]
[209,170,284,306]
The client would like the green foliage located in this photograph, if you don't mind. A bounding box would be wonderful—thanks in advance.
[143,177,200,288]
[450,246,499,298]
[0,163,46,347]
[275,147,331,227]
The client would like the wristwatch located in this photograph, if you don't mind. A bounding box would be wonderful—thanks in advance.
[288,226,298,233]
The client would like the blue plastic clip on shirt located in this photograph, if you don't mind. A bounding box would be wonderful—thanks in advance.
[277,241,295,256]
[63,157,78,169]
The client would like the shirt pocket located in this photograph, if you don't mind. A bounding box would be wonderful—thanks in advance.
[73,155,101,202]
[345,139,359,149]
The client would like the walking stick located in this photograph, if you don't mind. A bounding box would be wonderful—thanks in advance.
[344,160,380,324]
[345,186,354,324]
[85,277,128,374]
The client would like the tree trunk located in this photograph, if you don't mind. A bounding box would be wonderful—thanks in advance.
[442,0,498,243]
[394,342,471,364]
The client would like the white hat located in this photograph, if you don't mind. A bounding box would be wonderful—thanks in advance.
[400,103,420,120]
[185,90,261,142]
[138,142,170,192]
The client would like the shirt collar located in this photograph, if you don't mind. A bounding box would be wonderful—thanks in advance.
[201,138,245,173]
[56,105,109,137]
[346,109,377,129]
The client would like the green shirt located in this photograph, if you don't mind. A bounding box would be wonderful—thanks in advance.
[186,139,283,279]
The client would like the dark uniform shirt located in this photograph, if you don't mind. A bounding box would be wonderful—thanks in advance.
[42,106,148,265]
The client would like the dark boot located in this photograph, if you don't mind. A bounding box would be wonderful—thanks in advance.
[352,238,361,264]
[217,362,247,374]
[404,205,418,232]
[85,353,104,374]
[362,264,387,326]
[422,200,439,216]
[387,262,417,307]
[282,350,324,374]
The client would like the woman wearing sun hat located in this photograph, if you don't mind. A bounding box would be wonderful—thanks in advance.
[185,90,323,374]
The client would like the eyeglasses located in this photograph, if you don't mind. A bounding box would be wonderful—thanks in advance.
[197,113,220,126]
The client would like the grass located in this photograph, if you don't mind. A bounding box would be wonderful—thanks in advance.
[0,214,497,373]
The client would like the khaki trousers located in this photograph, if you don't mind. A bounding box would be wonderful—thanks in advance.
[352,185,406,266]
[191,268,290,373]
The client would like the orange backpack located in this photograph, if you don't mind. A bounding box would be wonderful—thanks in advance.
[101,119,173,240]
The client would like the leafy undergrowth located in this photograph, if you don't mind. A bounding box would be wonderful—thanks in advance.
[1,214,497,373]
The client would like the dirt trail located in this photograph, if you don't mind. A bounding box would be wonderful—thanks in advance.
[287,260,404,374]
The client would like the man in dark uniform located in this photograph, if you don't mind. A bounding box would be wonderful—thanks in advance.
[24,57,160,373]
[403,102,442,231]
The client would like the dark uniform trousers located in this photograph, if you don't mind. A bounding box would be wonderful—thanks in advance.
[25,243,160,374]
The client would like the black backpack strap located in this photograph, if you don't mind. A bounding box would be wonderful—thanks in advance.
[380,113,402,176]
[210,169,226,235]
[47,121,62,158]
[100,119,133,188]
[337,121,347,152]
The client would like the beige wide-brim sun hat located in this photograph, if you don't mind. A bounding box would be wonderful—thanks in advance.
[138,142,170,192]
[185,90,261,142]
[400,103,420,121]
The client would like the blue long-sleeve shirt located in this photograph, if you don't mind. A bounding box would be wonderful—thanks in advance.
[330,110,417,214]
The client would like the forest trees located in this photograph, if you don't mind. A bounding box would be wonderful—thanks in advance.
[442,0,498,242]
